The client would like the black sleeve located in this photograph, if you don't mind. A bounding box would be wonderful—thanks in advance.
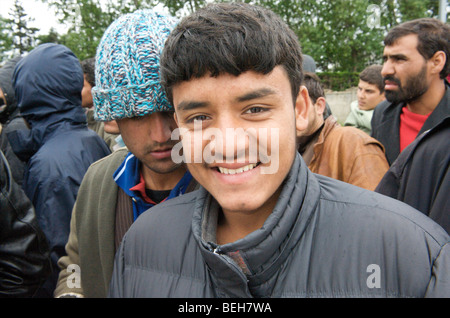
[0,149,52,297]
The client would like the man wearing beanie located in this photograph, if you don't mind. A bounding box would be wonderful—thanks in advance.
[54,9,196,298]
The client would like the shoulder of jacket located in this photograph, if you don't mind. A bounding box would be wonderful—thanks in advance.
[375,100,391,111]
[88,148,128,171]
[318,178,449,247]
[131,190,199,226]
[326,124,384,150]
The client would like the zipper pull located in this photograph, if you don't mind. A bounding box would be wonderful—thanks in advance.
[206,242,221,254]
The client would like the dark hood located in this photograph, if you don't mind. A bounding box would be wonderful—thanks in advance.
[0,56,22,124]
[8,43,87,161]
[12,43,86,125]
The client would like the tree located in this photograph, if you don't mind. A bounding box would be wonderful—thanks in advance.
[0,17,14,63]
[8,0,40,55]
[255,0,441,73]
[36,27,61,45]
[1,0,440,79]
[40,0,160,59]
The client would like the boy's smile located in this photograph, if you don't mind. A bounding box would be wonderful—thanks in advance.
[172,66,306,219]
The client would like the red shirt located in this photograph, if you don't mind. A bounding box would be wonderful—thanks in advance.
[399,106,430,152]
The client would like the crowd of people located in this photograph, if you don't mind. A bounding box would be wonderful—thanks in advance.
[0,2,448,298]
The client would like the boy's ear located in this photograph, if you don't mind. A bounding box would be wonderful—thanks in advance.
[295,86,309,132]
[315,97,327,117]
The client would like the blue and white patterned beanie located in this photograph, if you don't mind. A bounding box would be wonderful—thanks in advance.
[92,9,178,121]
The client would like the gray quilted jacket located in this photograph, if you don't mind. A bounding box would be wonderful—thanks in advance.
[109,154,450,298]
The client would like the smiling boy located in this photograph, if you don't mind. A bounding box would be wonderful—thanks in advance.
[109,3,449,298]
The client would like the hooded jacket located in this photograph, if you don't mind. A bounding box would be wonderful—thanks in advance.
[109,153,449,298]
[7,43,111,295]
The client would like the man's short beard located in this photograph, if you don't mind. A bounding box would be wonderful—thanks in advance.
[384,65,429,104]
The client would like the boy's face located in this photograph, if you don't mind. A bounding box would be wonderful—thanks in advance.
[357,80,385,111]
[172,66,306,216]
[117,112,182,175]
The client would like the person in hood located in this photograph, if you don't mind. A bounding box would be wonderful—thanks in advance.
[109,3,449,298]
[0,56,28,186]
[8,43,111,297]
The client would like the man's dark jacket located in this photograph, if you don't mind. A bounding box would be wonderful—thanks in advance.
[0,56,28,186]
[0,149,51,297]
[7,43,111,295]
[376,117,450,234]
[109,154,450,298]
[371,81,449,165]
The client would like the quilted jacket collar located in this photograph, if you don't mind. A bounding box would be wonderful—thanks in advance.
[192,153,321,297]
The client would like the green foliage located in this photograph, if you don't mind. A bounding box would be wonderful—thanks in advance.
[2,0,40,58]
[0,17,14,63]
[318,72,360,91]
[0,0,445,90]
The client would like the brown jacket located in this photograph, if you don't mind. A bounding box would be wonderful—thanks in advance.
[305,116,389,191]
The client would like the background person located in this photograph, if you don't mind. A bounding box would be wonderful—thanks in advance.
[298,72,389,191]
[371,18,450,165]
[54,9,197,298]
[345,65,385,135]
[8,43,111,297]
[0,56,27,186]
[80,57,119,151]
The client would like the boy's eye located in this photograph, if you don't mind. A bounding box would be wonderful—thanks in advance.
[245,107,265,114]
[186,115,209,123]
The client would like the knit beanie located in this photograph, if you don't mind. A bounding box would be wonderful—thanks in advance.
[92,9,178,121]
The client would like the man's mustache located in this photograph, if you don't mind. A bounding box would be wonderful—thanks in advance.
[384,76,401,86]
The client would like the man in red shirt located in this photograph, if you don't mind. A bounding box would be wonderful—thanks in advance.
[371,18,449,165]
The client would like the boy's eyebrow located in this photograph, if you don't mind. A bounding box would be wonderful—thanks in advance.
[176,100,209,112]
[235,88,277,103]
[176,88,278,111]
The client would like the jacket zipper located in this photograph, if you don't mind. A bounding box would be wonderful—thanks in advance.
[207,243,249,282]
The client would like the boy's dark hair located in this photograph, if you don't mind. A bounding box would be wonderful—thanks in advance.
[359,65,384,93]
[161,2,303,105]
[80,57,96,87]
[384,18,450,79]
